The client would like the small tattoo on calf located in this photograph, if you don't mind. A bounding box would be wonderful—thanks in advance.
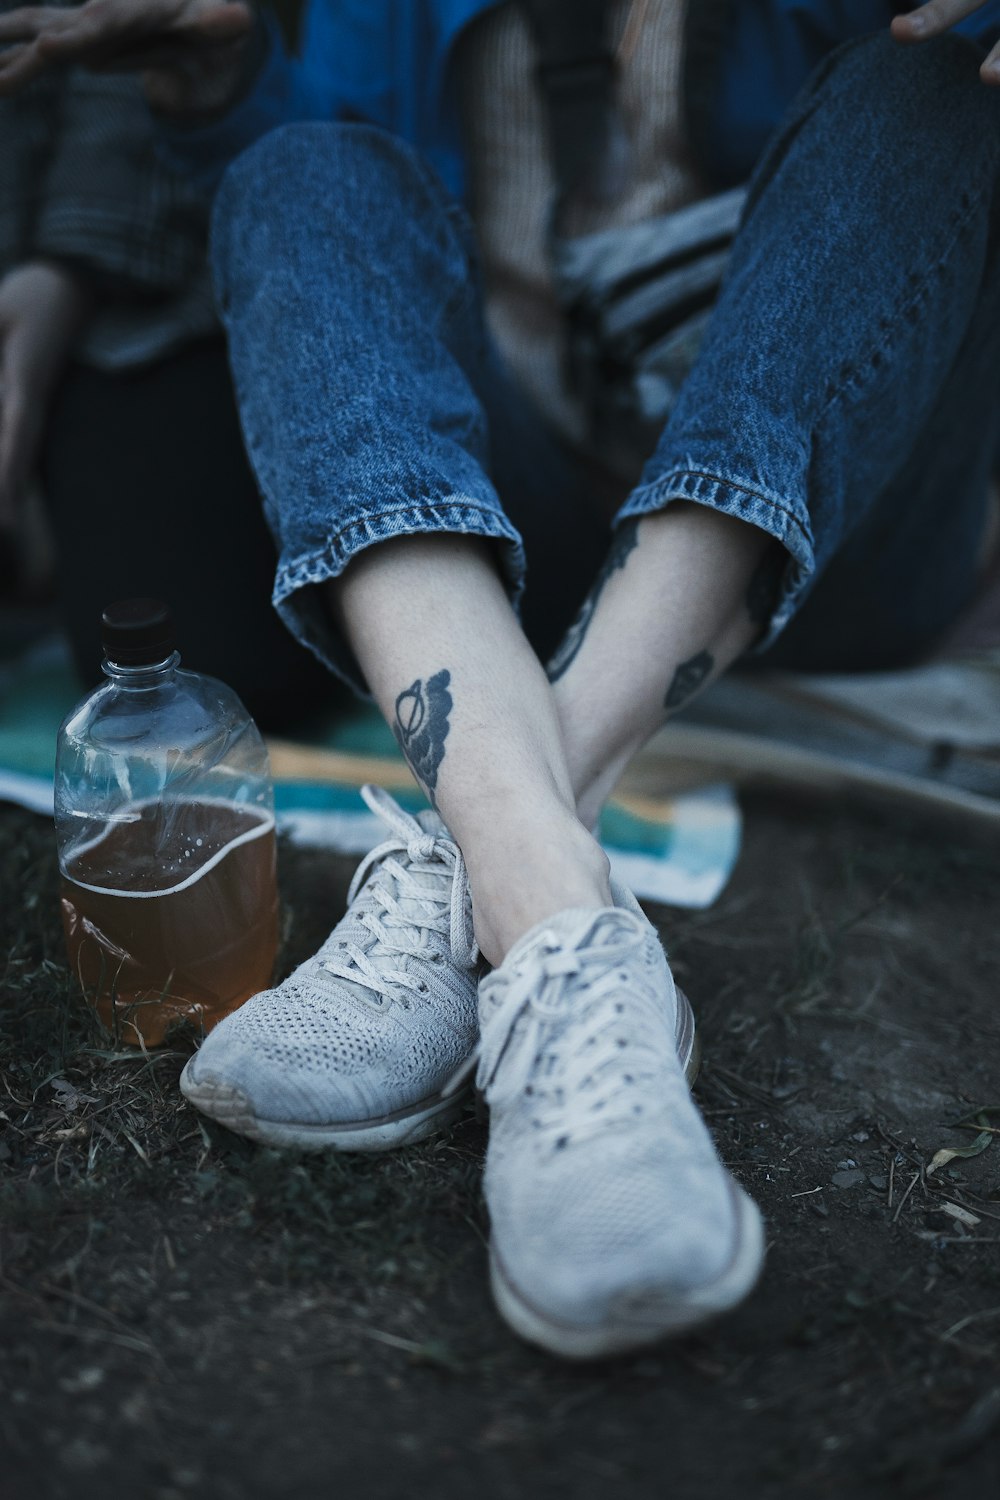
[746,545,785,628]
[394,669,452,806]
[664,650,714,712]
[547,518,640,682]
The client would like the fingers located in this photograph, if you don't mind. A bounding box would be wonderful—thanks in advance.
[0,5,79,92]
[34,0,250,60]
[891,1,1000,84]
[185,3,253,44]
[891,0,990,41]
[0,5,65,42]
[0,5,77,51]
[0,5,94,91]
[0,0,252,91]
[0,1,149,75]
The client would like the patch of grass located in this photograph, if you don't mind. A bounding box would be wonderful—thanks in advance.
[178,1124,485,1286]
[0,809,484,1316]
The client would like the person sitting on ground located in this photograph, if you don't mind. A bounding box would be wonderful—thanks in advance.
[2,0,999,1360]
[0,0,332,725]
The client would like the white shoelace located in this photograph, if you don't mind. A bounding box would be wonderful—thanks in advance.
[319,785,477,1006]
[475,915,668,1150]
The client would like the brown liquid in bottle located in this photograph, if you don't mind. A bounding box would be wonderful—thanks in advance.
[60,798,278,1046]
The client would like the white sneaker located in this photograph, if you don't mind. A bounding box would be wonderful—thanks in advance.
[180,786,479,1151]
[475,883,764,1359]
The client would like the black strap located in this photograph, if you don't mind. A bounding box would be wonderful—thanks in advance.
[518,0,616,200]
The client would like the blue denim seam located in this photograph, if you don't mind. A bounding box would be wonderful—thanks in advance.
[617,467,814,650]
[621,187,986,654]
[623,467,813,541]
[395,140,484,332]
[273,494,526,601]
[271,495,527,697]
[816,187,981,419]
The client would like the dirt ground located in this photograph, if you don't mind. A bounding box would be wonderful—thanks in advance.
[2,791,999,1500]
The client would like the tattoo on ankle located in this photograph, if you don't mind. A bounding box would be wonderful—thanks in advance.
[746,544,785,628]
[547,519,640,683]
[394,669,452,808]
[664,650,714,712]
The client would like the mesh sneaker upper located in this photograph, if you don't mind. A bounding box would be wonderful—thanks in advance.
[478,899,744,1327]
[184,787,479,1126]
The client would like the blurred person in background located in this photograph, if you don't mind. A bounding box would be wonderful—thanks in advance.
[0,0,331,725]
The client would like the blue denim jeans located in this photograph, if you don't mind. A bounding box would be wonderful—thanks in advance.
[211,31,1000,687]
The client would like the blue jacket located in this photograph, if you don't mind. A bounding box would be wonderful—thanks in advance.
[171,0,1000,196]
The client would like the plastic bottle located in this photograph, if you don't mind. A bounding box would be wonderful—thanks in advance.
[55,599,279,1047]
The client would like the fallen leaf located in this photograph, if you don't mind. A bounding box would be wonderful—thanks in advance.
[50,1078,99,1111]
[928,1128,993,1176]
[939,1201,982,1228]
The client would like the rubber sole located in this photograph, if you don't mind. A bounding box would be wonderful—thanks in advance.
[489,1178,765,1361]
[675,986,700,1087]
[178,1063,470,1152]
[180,984,700,1154]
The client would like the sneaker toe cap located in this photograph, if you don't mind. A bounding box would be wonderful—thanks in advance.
[490,1160,762,1339]
[180,989,412,1129]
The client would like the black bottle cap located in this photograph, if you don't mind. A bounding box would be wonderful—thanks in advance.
[101,598,175,667]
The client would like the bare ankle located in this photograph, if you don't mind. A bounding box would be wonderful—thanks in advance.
[463,810,612,967]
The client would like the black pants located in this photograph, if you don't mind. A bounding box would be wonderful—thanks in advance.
[42,337,339,731]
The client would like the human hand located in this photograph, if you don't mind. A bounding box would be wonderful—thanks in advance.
[0,262,92,531]
[891,2,1000,82]
[0,0,254,113]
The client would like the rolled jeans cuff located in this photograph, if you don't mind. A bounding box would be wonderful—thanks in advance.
[617,461,817,652]
[272,494,527,695]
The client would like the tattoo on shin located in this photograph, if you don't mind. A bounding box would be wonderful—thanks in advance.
[394,669,452,807]
[745,544,785,629]
[664,650,714,712]
[547,519,640,683]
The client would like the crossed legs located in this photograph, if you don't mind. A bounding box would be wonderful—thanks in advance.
[199,114,779,1352]
[188,32,1000,1354]
[329,509,772,965]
